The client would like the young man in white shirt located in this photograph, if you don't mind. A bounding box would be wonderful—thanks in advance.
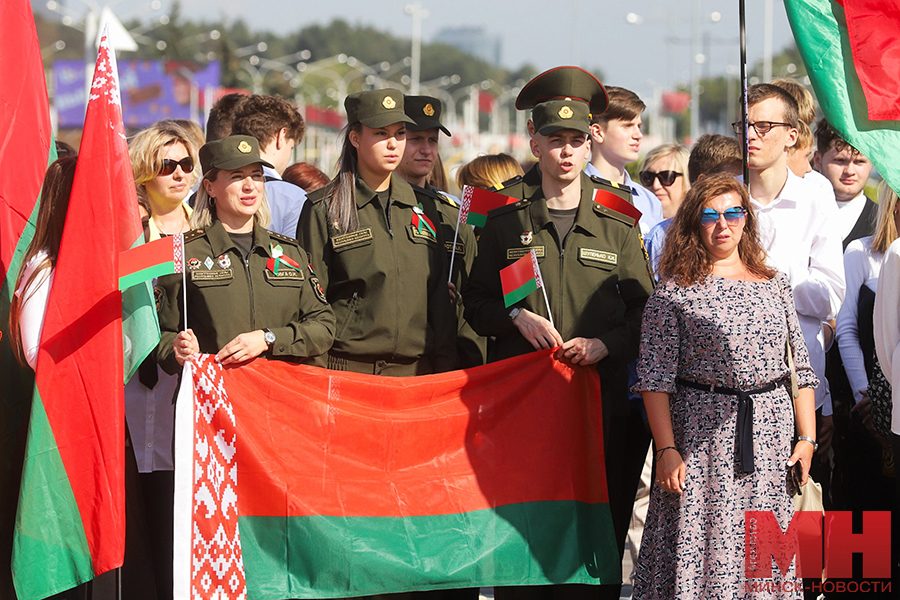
[586,86,663,235]
[742,83,845,500]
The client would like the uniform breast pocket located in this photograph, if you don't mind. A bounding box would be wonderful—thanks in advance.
[577,247,617,271]
[190,269,235,287]
[506,245,546,264]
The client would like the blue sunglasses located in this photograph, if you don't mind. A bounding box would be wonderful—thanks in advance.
[700,207,747,226]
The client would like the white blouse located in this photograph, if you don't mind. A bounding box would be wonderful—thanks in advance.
[874,238,900,435]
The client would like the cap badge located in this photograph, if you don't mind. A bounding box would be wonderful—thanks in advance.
[382,95,397,109]
[520,231,533,245]
[559,105,574,119]
[423,103,435,116]
[237,141,252,154]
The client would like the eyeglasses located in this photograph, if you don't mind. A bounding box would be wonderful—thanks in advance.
[640,170,682,187]
[700,206,748,226]
[731,121,793,136]
[159,157,194,176]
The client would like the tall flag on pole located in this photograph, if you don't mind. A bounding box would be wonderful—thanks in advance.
[0,0,56,596]
[785,0,900,194]
[12,25,155,600]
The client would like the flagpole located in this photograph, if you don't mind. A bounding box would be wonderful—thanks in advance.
[180,234,188,332]
[740,0,750,187]
[531,250,554,330]
[447,219,461,284]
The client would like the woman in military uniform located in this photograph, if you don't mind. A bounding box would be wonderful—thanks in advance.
[297,89,457,375]
[156,134,334,371]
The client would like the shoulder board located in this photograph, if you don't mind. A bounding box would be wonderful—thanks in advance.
[486,198,530,220]
[269,231,299,245]
[592,202,637,227]
[435,190,460,208]
[306,186,329,205]
[588,174,634,196]
[493,175,523,191]
[183,229,205,242]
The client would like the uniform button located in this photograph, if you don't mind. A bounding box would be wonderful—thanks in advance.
[147,443,152,448]
[279,346,285,352]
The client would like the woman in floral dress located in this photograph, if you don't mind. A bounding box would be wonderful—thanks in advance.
[633,174,818,599]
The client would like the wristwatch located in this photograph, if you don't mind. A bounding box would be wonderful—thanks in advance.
[508,307,521,321]
[797,435,818,451]
[263,328,276,350]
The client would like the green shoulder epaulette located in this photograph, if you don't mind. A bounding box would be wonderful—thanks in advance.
[436,190,460,209]
[183,229,205,242]
[306,185,330,205]
[269,230,299,245]
[588,174,634,195]
[493,174,523,190]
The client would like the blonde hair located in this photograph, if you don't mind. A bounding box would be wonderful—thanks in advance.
[129,121,199,208]
[456,153,524,190]
[771,78,816,125]
[790,121,814,156]
[872,180,900,255]
[640,143,691,190]
[191,167,271,230]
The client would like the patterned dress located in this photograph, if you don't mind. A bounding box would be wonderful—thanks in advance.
[632,273,817,600]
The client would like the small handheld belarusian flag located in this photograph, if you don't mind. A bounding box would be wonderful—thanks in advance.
[592,188,642,226]
[460,185,519,228]
[501,249,543,306]
[118,234,184,290]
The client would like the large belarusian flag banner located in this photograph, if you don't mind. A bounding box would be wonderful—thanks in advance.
[0,1,56,597]
[12,27,157,600]
[174,352,618,600]
[785,0,900,194]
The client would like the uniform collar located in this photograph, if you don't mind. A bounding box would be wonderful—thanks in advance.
[205,219,277,257]
[355,172,418,209]
[525,168,602,239]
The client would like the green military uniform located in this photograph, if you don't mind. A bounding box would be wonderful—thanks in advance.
[156,221,335,374]
[413,182,486,367]
[298,173,457,375]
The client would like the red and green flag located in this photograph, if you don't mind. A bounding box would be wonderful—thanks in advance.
[0,1,56,596]
[785,0,900,194]
[12,27,157,600]
[459,185,519,228]
[500,249,543,307]
[118,234,184,290]
[174,351,619,599]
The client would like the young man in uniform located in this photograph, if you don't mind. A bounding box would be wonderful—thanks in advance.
[465,66,655,600]
[232,94,308,238]
[741,84,844,503]
[398,96,485,367]
[586,86,663,235]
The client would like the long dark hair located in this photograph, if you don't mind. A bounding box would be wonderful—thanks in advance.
[658,173,776,286]
[8,156,78,365]
[326,124,362,234]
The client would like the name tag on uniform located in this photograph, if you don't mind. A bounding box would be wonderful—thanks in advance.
[579,248,617,266]
[507,246,545,260]
[264,269,304,283]
[445,240,466,256]
[191,269,234,281]
[332,228,373,250]
[407,225,437,242]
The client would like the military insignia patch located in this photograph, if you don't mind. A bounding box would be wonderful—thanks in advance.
[382,95,396,109]
[188,257,201,270]
[423,103,435,116]
[217,254,231,269]
[238,140,252,154]
[310,276,327,303]
[558,105,574,119]
[204,256,214,270]
[520,231,533,245]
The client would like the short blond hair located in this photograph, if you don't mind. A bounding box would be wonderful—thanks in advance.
[640,143,691,190]
[457,154,525,190]
[771,78,816,125]
[129,121,200,207]
[191,167,271,230]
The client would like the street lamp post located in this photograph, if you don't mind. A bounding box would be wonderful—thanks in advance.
[404,2,428,95]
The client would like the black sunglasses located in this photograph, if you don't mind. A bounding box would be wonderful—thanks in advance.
[640,170,682,187]
[159,157,194,176]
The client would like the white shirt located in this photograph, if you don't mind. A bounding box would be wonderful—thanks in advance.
[835,193,868,242]
[873,238,900,435]
[15,251,53,370]
[836,236,885,403]
[750,168,846,414]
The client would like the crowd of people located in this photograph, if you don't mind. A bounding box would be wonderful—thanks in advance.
[7,63,899,600]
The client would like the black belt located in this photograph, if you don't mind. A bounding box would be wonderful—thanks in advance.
[675,378,782,474]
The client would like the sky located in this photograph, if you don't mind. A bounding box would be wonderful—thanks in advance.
[59,0,800,100]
